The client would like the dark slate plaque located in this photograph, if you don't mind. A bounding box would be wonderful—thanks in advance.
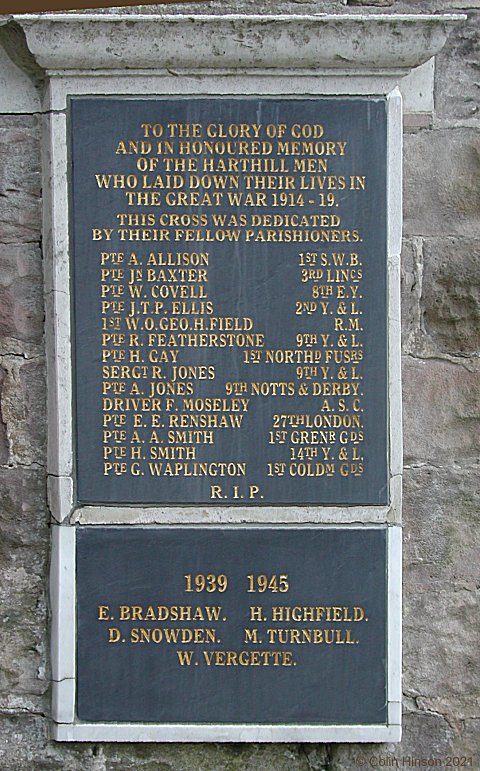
[76,527,387,725]
[71,97,388,505]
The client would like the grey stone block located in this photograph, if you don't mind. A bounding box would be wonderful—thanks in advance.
[0,364,7,465]
[0,355,46,465]
[53,0,480,13]
[334,708,475,768]
[347,0,394,6]
[0,714,101,770]
[422,237,480,355]
[435,10,480,123]
[397,712,456,757]
[329,711,451,768]
[400,238,423,354]
[0,466,47,546]
[404,129,480,238]
[0,42,41,115]
[0,115,41,245]
[60,2,354,16]
[402,356,479,464]
[0,242,43,345]
[101,743,312,771]
[450,718,480,761]
[0,468,48,707]
[391,0,479,9]
[402,461,479,726]
[400,236,480,358]
[403,465,479,585]
[403,584,479,723]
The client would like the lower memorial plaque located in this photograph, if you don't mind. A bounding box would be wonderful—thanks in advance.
[77,528,387,725]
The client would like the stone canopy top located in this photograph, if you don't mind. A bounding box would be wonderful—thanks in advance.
[5,13,465,74]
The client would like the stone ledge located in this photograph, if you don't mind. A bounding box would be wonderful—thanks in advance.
[10,13,464,74]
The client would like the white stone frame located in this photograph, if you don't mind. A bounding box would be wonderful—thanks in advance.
[50,523,402,743]
[10,12,461,743]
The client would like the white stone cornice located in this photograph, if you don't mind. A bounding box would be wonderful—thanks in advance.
[12,13,464,75]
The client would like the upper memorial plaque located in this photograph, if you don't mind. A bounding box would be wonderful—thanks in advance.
[71,97,388,505]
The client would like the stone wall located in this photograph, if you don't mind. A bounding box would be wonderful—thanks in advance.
[0,1,478,768]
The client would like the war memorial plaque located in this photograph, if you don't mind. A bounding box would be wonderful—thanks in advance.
[62,94,396,737]
[71,97,388,506]
[60,94,397,736]
[76,527,387,725]
[34,10,451,742]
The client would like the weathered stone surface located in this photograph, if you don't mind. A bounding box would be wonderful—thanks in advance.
[0,41,41,115]
[0,115,41,245]
[0,467,48,708]
[0,242,43,345]
[394,712,457,757]
[0,721,324,771]
[401,238,423,355]
[0,355,46,466]
[69,2,350,15]
[347,0,394,6]
[103,743,315,771]
[0,715,103,770]
[402,466,480,722]
[400,236,480,358]
[435,11,480,123]
[0,466,47,548]
[402,356,479,465]
[66,1,480,13]
[403,114,433,133]
[404,129,480,238]
[396,0,480,8]
[0,365,8,466]
[450,718,480,761]
[403,583,479,723]
[332,713,455,769]
[422,237,480,355]
[403,465,480,585]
